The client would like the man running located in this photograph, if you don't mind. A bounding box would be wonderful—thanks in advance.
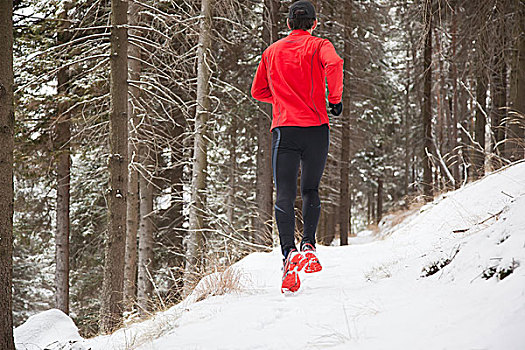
[251,0,344,293]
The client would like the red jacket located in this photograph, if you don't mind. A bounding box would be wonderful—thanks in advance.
[251,30,343,131]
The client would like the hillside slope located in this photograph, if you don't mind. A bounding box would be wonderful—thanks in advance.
[15,162,525,350]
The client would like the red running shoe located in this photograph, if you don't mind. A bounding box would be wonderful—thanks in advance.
[301,243,322,273]
[281,250,308,293]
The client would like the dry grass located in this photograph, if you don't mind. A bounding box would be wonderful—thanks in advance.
[387,204,421,228]
[91,265,247,349]
[94,268,247,349]
[364,223,379,234]
[364,261,397,281]
[192,267,245,303]
[376,195,427,239]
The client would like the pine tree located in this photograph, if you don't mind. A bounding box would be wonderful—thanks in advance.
[338,0,352,245]
[421,0,433,200]
[137,135,154,314]
[506,1,525,161]
[450,4,460,186]
[55,1,73,315]
[0,0,15,348]
[123,0,142,309]
[185,0,213,293]
[254,0,279,247]
[100,0,129,333]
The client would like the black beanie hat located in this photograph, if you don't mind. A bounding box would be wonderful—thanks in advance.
[289,0,316,19]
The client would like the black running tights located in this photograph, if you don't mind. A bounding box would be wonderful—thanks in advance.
[271,124,329,258]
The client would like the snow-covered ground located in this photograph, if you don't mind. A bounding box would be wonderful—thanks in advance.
[15,162,525,350]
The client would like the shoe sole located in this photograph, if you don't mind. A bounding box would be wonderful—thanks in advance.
[303,252,322,273]
[281,254,308,293]
[305,262,322,273]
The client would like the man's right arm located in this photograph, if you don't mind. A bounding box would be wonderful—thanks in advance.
[251,54,273,104]
[319,40,343,105]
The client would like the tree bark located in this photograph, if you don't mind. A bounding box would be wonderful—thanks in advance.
[0,1,15,348]
[320,159,335,246]
[436,26,453,190]
[458,68,470,184]
[227,117,238,228]
[434,28,445,184]
[123,0,141,308]
[404,44,411,196]
[348,191,352,236]
[167,116,185,302]
[137,145,153,315]
[367,190,373,225]
[491,47,507,162]
[338,0,352,246]
[185,0,212,293]
[370,189,376,225]
[254,0,279,247]
[450,7,460,186]
[325,204,336,246]
[318,208,327,244]
[421,0,433,200]
[473,63,487,178]
[55,1,72,315]
[101,0,128,333]
[376,178,383,224]
[506,4,525,161]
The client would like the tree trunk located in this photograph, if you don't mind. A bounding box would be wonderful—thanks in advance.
[473,64,487,178]
[367,190,373,225]
[348,191,352,237]
[450,7,460,186]
[404,44,411,196]
[255,104,273,246]
[491,47,507,163]
[434,29,445,181]
[55,2,72,315]
[100,0,128,333]
[421,0,433,200]
[167,116,185,302]
[0,1,15,348]
[321,159,335,246]
[376,178,383,224]
[123,0,141,309]
[227,117,238,228]
[318,208,327,244]
[185,0,212,293]
[368,188,377,224]
[458,73,470,185]
[506,5,525,161]
[325,205,336,246]
[436,26,453,190]
[339,0,352,246]
[254,0,279,247]
[137,145,154,315]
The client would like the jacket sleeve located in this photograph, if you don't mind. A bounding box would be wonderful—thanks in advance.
[319,40,344,104]
[251,53,273,104]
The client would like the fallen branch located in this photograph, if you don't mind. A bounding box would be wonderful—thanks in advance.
[453,207,506,234]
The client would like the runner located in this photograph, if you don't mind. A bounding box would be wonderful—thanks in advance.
[251,0,344,293]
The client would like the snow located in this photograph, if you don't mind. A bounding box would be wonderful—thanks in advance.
[15,162,525,350]
[14,309,86,350]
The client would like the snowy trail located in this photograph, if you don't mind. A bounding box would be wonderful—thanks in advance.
[15,163,525,350]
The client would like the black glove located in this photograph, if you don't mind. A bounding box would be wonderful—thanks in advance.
[329,102,343,116]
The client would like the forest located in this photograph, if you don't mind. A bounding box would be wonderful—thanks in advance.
[1,0,524,347]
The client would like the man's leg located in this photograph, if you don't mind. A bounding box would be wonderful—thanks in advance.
[272,127,301,258]
[300,125,329,248]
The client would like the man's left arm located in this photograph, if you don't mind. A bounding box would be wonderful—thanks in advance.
[251,54,273,103]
